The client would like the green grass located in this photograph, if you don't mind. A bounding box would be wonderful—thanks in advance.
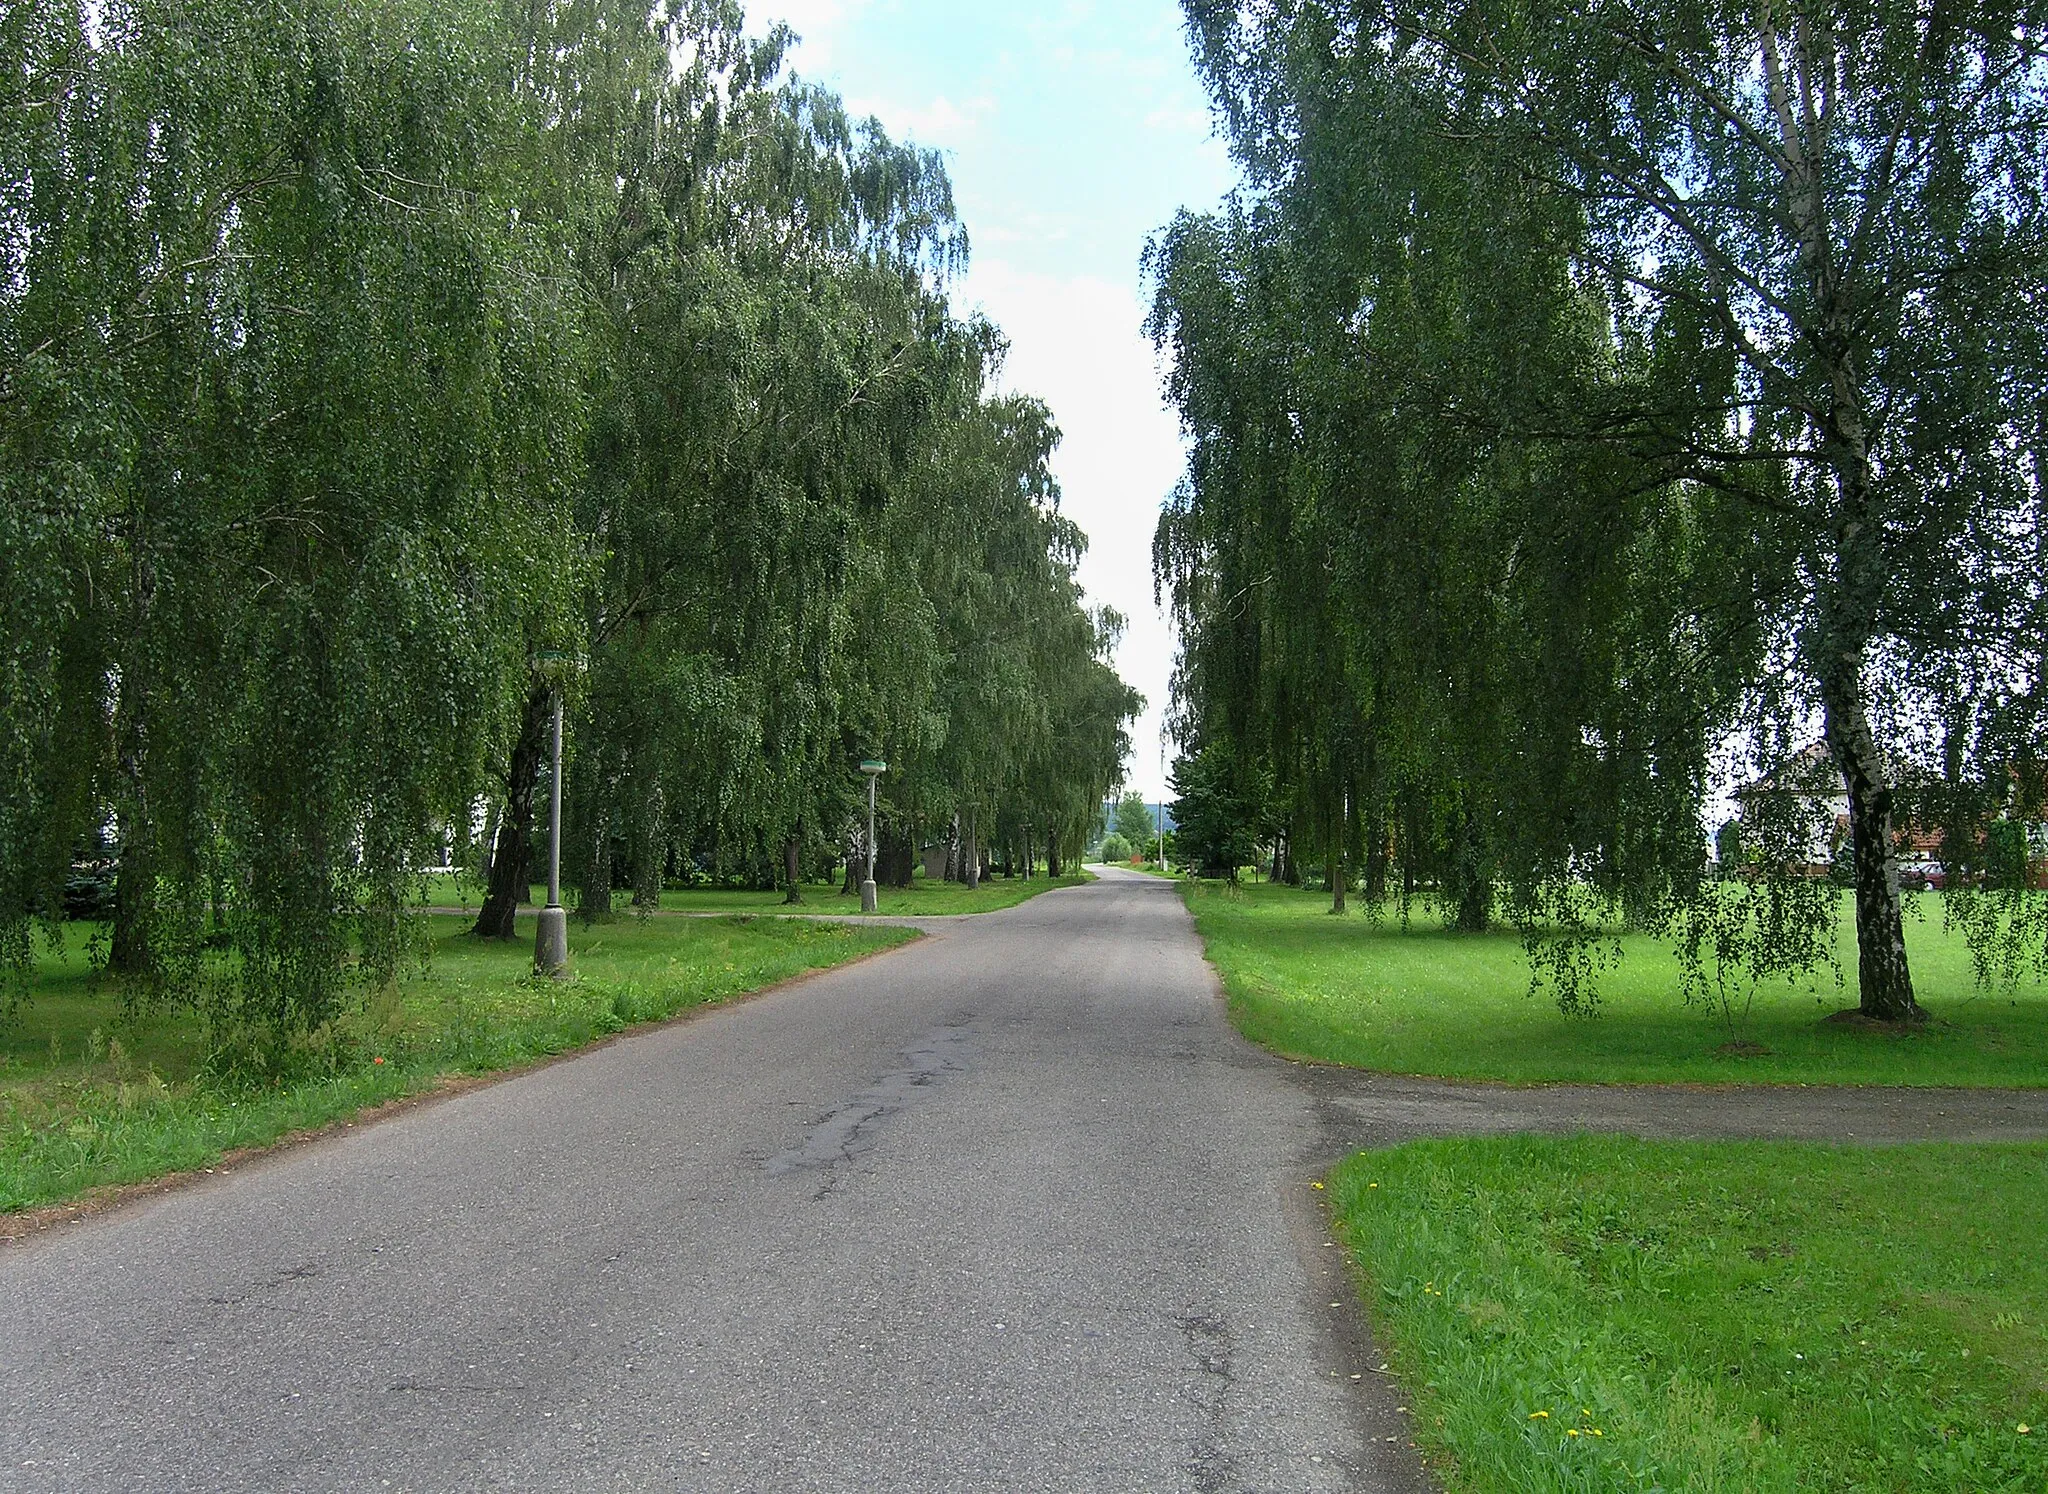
[420,872,1091,917]
[1183,881,2048,1086]
[0,913,912,1215]
[1332,1136,2048,1493]
[1116,861,1180,878]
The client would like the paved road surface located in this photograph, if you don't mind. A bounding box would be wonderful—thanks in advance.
[0,869,1414,1493]
[6,867,2044,1493]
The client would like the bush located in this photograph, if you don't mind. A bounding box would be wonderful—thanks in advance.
[1098,834,1133,863]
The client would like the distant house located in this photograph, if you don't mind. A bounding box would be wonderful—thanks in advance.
[1733,741,2046,888]
[1732,742,1847,877]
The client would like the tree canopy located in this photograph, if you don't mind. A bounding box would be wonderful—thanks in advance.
[1154,0,2048,1017]
[1,0,1139,1038]
[1113,790,1159,852]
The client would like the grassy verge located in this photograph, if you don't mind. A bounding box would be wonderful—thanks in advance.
[421,872,1091,917]
[651,872,1090,916]
[1332,1137,2048,1493]
[1,913,912,1216]
[1184,881,2048,1086]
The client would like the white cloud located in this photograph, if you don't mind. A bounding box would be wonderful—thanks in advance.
[754,0,859,68]
[1143,101,1218,137]
[842,92,995,147]
[960,259,1184,797]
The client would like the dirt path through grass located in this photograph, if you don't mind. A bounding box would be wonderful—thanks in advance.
[1294,1063,2048,1161]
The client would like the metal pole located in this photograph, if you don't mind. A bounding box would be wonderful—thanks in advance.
[548,693,564,907]
[534,690,569,977]
[859,764,880,914]
[1157,734,1166,869]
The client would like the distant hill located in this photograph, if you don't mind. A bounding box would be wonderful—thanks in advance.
[1102,795,1176,835]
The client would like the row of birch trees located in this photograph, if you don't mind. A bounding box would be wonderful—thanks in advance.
[2,0,1137,1032]
[1153,0,2047,1019]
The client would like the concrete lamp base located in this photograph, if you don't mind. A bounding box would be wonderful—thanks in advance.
[859,879,878,914]
[534,905,570,978]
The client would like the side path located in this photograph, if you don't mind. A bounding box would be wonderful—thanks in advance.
[1300,1066,2048,1159]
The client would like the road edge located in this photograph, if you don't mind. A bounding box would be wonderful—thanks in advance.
[0,930,927,1249]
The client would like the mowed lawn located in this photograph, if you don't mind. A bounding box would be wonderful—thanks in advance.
[423,871,1092,917]
[1333,1137,2048,1494]
[1,913,913,1215]
[1184,882,2048,1086]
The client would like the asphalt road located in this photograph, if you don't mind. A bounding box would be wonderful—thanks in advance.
[8,869,2043,1494]
[0,868,1418,1494]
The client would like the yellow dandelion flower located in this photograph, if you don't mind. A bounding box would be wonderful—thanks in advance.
[1528,1411,1549,1420]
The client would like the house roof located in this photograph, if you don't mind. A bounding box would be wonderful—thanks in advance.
[1735,741,1839,798]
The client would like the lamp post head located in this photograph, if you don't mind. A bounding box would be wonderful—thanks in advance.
[532,649,586,686]
[858,759,888,778]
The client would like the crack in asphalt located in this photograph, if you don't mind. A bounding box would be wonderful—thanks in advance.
[1173,1311,1245,1494]
[763,1022,978,1197]
[387,1382,529,1395]
[194,1259,325,1309]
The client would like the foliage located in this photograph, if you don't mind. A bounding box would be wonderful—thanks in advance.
[1113,791,1156,847]
[1154,0,2048,1022]
[1098,833,1134,864]
[3,0,587,1029]
[1169,741,1270,880]
[1,0,1139,1038]
[1333,1136,2048,1493]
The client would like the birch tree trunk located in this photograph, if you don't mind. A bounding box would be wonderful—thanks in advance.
[1821,662,1921,1020]
[630,784,663,911]
[108,801,153,975]
[1328,799,1346,914]
[1764,13,1920,1021]
[578,791,613,923]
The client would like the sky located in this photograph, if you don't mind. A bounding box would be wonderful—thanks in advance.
[755,0,1241,802]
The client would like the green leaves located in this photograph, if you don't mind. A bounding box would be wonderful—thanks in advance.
[4,0,586,1029]
[1,0,1136,1033]
[1155,0,2048,1011]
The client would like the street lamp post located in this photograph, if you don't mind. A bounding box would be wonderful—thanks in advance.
[533,651,579,979]
[858,760,887,914]
[1157,733,1167,870]
[534,692,569,977]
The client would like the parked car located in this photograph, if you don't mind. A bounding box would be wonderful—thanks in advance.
[1897,859,1947,892]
